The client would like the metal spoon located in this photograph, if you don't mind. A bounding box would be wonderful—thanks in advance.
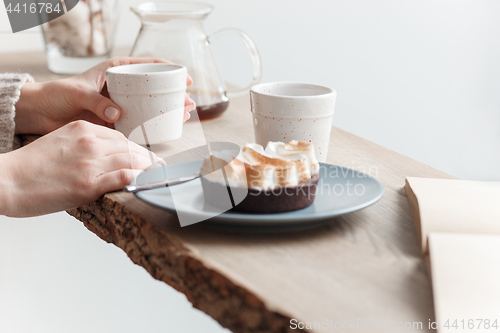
[123,173,201,193]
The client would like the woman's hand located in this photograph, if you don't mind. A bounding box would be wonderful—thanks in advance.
[14,57,195,135]
[0,120,164,217]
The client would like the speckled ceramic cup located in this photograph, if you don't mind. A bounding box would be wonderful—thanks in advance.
[106,63,187,145]
[250,82,336,162]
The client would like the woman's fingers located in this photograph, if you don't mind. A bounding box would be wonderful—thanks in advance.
[99,153,161,173]
[75,89,122,123]
[64,120,120,141]
[183,93,196,122]
[96,169,144,193]
[185,94,193,106]
[107,137,149,155]
[185,93,196,110]
[103,136,164,166]
[66,121,159,162]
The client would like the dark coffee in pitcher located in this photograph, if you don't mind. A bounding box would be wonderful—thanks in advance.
[195,101,229,120]
[188,92,229,121]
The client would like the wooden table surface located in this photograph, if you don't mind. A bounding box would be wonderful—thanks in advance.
[1,51,456,333]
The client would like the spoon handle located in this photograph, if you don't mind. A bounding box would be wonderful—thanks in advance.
[123,173,200,193]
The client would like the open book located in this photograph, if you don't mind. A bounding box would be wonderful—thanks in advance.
[405,178,500,331]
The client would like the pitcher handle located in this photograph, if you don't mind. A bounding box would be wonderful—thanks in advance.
[208,28,262,97]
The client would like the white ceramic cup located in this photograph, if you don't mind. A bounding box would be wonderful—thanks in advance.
[106,63,187,145]
[250,82,336,162]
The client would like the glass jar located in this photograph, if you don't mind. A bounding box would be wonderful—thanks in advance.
[41,0,118,74]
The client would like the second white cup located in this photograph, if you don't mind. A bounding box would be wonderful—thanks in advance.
[106,63,187,145]
[250,82,336,162]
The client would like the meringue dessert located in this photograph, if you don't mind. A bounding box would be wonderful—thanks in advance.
[200,141,320,214]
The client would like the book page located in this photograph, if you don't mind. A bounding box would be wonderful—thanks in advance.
[429,233,500,332]
[405,178,500,254]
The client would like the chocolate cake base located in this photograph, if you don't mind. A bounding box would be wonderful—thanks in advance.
[201,174,320,214]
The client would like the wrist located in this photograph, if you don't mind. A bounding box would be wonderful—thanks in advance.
[14,81,47,135]
[0,153,17,216]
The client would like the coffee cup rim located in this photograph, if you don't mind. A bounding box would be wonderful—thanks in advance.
[106,63,186,76]
[250,81,336,99]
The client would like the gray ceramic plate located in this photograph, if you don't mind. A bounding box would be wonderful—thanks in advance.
[132,160,384,230]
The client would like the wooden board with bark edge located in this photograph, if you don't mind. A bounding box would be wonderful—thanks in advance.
[2,51,458,333]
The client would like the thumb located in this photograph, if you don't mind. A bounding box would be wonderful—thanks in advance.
[81,90,121,123]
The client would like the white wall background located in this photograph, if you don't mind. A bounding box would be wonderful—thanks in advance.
[1,1,500,332]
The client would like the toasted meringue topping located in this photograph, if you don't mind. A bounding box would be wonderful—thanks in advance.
[201,141,320,190]
[265,141,320,176]
[200,150,247,188]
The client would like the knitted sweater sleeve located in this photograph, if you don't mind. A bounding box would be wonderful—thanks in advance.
[0,73,34,153]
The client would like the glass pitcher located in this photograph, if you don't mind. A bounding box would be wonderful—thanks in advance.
[130,1,262,120]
